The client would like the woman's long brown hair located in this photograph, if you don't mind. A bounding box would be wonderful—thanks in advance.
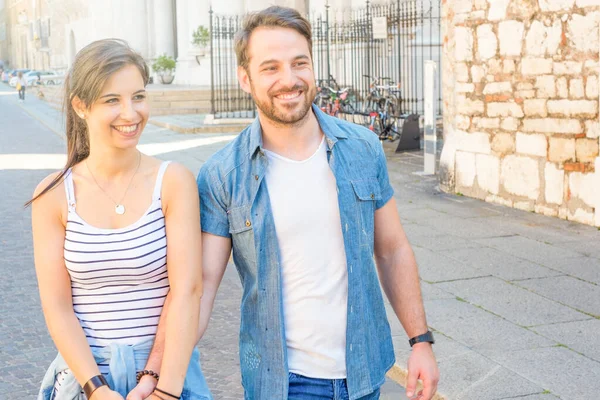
[25,39,149,207]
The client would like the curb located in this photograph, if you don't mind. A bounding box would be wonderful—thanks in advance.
[148,118,246,134]
[386,363,446,400]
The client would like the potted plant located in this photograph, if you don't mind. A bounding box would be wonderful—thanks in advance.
[191,25,210,57]
[152,54,176,84]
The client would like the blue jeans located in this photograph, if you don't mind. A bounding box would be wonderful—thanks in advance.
[288,373,380,400]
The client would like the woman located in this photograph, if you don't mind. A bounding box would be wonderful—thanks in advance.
[16,70,26,102]
[28,39,211,400]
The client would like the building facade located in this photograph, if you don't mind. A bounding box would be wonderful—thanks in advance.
[440,0,600,227]
[0,0,404,82]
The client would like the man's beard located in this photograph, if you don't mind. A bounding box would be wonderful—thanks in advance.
[251,81,317,127]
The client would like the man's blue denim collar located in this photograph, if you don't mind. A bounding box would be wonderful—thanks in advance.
[248,104,349,158]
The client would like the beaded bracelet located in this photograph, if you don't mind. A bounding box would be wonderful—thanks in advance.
[136,369,160,383]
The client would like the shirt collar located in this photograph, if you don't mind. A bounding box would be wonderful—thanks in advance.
[249,104,349,158]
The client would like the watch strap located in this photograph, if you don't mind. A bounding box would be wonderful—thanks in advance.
[409,330,435,347]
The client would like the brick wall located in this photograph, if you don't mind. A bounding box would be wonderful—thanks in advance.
[440,0,600,227]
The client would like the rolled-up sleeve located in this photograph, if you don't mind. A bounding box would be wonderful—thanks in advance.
[375,143,394,209]
[197,165,231,238]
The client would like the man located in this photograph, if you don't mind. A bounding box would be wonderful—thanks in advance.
[129,6,438,400]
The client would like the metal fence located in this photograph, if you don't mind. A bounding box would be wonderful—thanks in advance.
[209,0,442,119]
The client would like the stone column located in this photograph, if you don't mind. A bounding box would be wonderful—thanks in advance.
[152,0,175,58]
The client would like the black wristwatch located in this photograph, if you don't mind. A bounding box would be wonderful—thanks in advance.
[409,330,435,347]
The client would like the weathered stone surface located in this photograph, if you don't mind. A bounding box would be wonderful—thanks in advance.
[570,169,599,214]
[522,118,583,134]
[545,162,565,204]
[498,21,525,56]
[567,11,600,53]
[569,78,585,99]
[455,27,474,61]
[548,137,576,162]
[457,96,485,115]
[501,155,541,199]
[568,207,596,225]
[522,58,553,76]
[553,61,583,75]
[456,83,476,93]
[456,150,477,187]
[471,65,486,83]
[473,117,501,129]
[477,24,498,60]
[556,77,569,98]
[501,117,519,131]
[535,75,556,98]
[514,200,535,212]
[585,121,600,139]
[483,82,512,94]
[456,63,471,82]
[457,130,492,153]
[492,133,516,154]
[539,0,575,12]
[524,99,548,117]
[526,19,562,56]
[575,138,600,163]
[535,203,559,217]
[456,115,472,130]
[476,154,501,194]
[547,99,598,117]
[515,89,536,99]
[488,102,524,118]
[488,58,503,74]
[488,0,511,20]
[503,59,516,74]
[576,0,600,7]
[455,0,474,14]
[517,132,548,157]
[586,75,599,99]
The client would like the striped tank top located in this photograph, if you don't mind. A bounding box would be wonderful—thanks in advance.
[63,161,171,374]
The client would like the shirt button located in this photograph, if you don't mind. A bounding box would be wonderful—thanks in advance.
[370,193,375,199]
[254,175,259,180]
[245,220,252,227]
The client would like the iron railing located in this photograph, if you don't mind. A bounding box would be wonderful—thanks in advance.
[209,0,442,119]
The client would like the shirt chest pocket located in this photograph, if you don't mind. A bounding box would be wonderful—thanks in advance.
[350,178,381,246]
[227,205,257,266]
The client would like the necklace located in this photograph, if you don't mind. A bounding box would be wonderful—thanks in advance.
[86,151,141,215]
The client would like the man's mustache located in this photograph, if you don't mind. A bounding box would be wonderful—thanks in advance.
[269,84,308,97]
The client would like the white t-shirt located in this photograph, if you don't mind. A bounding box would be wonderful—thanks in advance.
[264,136,348,379]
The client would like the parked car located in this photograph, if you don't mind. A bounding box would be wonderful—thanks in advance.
[1,69,14,82]
[9,70,58,87]
[25,70,60,86]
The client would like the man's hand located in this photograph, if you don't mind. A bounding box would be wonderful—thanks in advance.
[126,376,157,400]
[405,343,439,400]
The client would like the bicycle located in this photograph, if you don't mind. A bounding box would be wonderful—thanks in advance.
[362,75,402,142]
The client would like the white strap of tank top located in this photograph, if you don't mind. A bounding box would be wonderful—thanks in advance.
[64,170,76,212]
[152,161,171,201]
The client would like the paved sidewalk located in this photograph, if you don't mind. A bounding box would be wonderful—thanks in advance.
[3,90,600,399]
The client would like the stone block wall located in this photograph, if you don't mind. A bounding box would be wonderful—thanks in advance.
[440,0,600,227]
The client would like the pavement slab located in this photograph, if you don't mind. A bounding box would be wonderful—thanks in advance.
[435,277,589,327]
[490,347,600,400]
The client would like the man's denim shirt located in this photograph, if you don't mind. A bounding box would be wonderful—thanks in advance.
[197,105,396,400]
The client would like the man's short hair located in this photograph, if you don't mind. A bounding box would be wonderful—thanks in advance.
[234,6,313,70]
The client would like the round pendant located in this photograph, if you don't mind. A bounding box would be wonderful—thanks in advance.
[115,204,126,215]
